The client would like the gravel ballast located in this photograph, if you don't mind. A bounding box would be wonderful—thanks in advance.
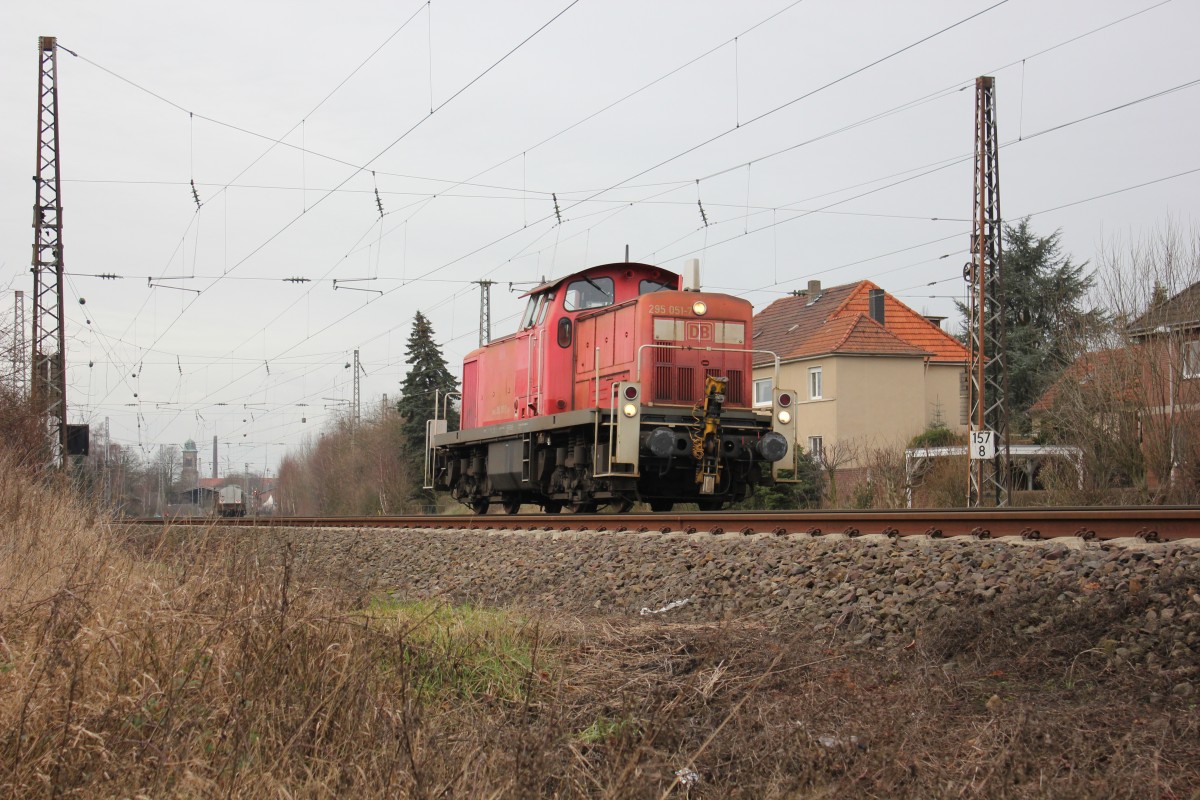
[197,525,1200,690]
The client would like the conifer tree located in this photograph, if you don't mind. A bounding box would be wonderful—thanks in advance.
[396,312,459,456]
[957,218,1104,434]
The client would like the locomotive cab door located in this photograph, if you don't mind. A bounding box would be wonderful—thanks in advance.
[514,292,551,418]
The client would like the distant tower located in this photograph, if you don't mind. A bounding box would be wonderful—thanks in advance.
[352,349,361,429]
[181,439,199,490]
[474,280,494,346]
[12,291,27,397]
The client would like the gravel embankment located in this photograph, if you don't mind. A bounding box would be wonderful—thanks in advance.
[201,525,1200,694]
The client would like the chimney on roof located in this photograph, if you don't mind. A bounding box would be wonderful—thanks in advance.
[683,258,701,292]
[868,288,885,326]
[807,279,821,295]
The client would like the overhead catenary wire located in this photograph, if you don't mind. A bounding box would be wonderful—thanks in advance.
[63,0,1188,454]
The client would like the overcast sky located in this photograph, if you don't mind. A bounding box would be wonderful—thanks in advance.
[2,0,1197,476]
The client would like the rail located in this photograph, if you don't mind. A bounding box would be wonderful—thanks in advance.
[126,506,1200,542]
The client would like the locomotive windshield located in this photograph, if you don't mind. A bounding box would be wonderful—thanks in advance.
[563,276,614,311]
[519,293,553,329]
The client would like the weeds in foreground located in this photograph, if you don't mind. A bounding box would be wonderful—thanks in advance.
[1,462,1197,798]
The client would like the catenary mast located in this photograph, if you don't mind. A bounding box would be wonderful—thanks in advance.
[30,36,68,470]
[966,76,1010,506]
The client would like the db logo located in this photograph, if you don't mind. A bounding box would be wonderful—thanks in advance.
[685,322,713,341]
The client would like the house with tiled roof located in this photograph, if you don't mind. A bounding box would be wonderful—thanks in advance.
[1029,280,1200,495]
[752,279,968,465]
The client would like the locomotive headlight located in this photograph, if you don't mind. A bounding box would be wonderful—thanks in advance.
[622,403,638,418]
[692,300,707,316]
[777,409,792,425]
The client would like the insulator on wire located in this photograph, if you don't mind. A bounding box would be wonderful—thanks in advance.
[553,193,562,225]
[373,171,384,217]
[190,179,202,209]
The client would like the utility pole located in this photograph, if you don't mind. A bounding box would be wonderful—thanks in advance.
[474,279,494,347]
[30,36,68,470]
[966,75,1010,507]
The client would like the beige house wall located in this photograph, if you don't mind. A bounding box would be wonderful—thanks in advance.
[833,356,927,454]
[761,354,949,466]
[924,362,968,432]
[780,357,838,451]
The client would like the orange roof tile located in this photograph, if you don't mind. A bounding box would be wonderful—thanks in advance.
[752,280,967,365]
[789,313,928,358]
[830,281,968,363]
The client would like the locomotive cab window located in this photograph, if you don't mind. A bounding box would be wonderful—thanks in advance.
[519,294,545,330]
[639,278,672,295]
[535,292,554,325]
[563,276,614,311]
[557,317,572,348]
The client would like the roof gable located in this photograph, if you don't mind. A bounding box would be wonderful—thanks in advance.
[830,281,968,363]
[753,280,965,365]
[1129,280,1200,334]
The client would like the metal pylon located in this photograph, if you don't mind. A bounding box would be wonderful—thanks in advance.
[31,36,68,470]
[12,290,27,397]
[352,348,361,429]
[966,75,1010,507]
[474,279,494,347]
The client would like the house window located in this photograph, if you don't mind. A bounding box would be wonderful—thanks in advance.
[808,436,824,463]
[808,366,823,400]
[1184,341,1200,379]
[753,377,773,406]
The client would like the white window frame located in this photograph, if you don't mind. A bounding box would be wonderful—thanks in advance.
[753,377,773,407]
[808,366,823,400]
[1183,340,1200,379]
[808,436,824,463]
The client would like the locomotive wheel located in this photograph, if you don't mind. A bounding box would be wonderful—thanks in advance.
[649,500,674,512]
[501,496,522,515]
[470,497,489,515]
[543,501,564,514]
[568,501,597,514]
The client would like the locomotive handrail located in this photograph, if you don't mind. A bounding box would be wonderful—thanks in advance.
[634,344,781,396]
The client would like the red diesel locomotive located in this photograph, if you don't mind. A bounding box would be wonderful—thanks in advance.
[424,261,797,513]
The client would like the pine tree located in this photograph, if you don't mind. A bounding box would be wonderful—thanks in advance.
[396,312,459,457]
[957,218,1105,435]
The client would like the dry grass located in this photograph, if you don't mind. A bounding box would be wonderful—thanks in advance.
[1,464,1198,797]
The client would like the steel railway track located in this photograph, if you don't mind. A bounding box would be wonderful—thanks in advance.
[130,506,1200,542]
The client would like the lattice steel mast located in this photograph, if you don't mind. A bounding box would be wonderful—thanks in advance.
[474,279,494,347]
[12,290,27,398]
[31,36,68,470]
[966,75,1010,506]
[352,349,362,429]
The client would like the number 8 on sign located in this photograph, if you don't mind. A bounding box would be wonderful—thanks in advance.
[970,431,995,460]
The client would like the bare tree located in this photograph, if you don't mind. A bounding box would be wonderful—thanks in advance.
[1037,219,1200,503]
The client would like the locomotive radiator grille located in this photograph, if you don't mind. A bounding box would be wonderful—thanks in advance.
[653,347,675,402]
[677,367,695,401]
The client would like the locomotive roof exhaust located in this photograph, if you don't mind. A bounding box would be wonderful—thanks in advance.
[683,258,701,292]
